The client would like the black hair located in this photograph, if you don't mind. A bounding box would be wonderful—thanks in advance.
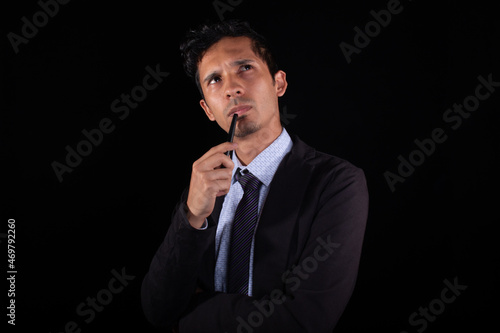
[180,20,279,98]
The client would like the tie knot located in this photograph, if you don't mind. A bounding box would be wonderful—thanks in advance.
[236,169,261,192]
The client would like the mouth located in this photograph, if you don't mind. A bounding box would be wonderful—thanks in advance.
[228,105,252,118]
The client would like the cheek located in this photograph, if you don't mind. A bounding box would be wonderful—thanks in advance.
[204,95,223,114]
[205,98,228,126]
[253,81,277,108]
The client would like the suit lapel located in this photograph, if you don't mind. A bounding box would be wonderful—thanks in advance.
[252,136,316,298]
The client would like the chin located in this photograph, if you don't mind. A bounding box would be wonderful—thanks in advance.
[235,119,261,138]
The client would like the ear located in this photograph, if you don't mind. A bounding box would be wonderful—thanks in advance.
[200,99,216,121]
[274,70,288,97]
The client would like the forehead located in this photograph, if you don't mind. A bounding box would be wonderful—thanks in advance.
[198,36,261,73]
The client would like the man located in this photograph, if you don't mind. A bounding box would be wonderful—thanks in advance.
[141,20,369,332]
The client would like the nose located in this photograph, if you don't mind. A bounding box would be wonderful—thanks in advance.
[224,75,244,99]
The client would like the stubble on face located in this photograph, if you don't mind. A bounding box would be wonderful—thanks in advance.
[235,115,261,138]
[223,97,261,138]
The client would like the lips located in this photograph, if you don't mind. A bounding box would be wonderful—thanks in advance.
[228,105,252,117]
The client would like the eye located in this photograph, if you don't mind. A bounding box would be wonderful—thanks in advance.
[240,64,253,72]
[208,75,221,85]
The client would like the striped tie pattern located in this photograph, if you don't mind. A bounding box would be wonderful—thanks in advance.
[227,169,262,295]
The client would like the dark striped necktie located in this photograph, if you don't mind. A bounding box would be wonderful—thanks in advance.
[227,169,262,295]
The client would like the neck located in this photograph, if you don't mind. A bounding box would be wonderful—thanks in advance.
[235,125,282,166]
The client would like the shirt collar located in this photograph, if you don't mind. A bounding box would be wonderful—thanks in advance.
[231,128,293,187]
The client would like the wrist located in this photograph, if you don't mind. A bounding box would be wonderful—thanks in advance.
[186,207,206,229]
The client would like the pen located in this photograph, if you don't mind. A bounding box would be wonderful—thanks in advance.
[226,114,238,159]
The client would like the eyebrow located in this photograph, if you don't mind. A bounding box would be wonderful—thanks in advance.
[202,59,256,84]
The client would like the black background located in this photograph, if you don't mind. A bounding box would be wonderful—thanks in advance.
[3,0,499,332]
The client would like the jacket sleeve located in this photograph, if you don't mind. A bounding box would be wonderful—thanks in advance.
[141,188,217,329]
[178,166,369,333]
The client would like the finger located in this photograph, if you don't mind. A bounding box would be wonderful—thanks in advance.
[216,189,229,197]
[202,177,232,198]
[198,152,234,171]
[196,142,237,164]
[203,168,233,182]
[214,179,232,197]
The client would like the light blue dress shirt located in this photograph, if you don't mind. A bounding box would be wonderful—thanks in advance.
[214,128,293,296]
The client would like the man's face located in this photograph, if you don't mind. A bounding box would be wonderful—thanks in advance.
[197,36,287,139]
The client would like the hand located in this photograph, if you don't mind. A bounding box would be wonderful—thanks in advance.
[186,142,237,228]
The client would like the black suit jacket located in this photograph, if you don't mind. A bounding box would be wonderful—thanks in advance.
[141,135,369,332]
